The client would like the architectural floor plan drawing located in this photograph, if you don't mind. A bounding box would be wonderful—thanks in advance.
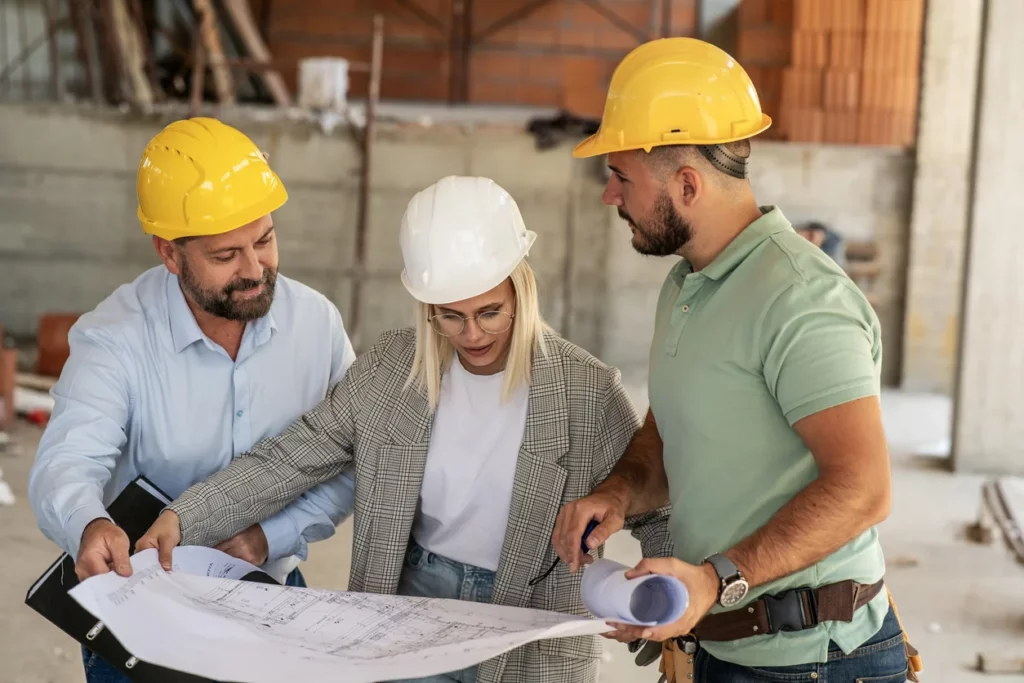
[69,547,612,683]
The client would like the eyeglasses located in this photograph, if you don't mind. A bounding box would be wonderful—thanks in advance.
[428,309,514,337]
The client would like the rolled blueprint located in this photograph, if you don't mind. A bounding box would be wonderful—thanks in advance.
[580,558,688,626]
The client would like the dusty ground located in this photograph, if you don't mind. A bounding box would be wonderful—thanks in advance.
[1,389,1022,683]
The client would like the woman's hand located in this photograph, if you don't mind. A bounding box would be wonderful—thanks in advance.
[136,510,182,570]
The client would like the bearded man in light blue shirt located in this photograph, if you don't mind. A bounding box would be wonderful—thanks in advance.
[27,118,357,683]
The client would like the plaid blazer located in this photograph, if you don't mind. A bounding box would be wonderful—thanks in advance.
[170,328,673,683]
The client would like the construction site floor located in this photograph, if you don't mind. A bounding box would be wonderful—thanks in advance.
[1,389,1021,682]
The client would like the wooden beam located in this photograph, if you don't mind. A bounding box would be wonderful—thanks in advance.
[69,0,102,103]
[221,0,291,106]
[348,14,385,346]
[40,0,64,100]
[110,0,153,106]
[94,0,126,104]
[193,0,234,104]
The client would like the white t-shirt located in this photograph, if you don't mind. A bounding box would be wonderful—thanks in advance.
[412,356,529,571]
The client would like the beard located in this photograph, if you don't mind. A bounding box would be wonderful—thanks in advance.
[619,190,693,256]
[178,257,277,322]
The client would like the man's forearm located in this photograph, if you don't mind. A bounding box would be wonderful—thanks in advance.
[594,408,669,516]
[725,475,889,589]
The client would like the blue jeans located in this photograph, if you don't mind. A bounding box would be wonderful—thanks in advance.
[389,540,496,683]
[694,605,910,682]
[81,568,307,683]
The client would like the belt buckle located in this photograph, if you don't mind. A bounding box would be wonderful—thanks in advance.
[763,587,817,634]
[674,634,698,655]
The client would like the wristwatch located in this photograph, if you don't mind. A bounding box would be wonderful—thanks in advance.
[703,553,749,608]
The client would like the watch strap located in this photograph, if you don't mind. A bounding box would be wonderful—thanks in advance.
[704,553,740,582]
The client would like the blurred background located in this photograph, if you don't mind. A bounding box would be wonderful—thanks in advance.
[0,0,1022,681]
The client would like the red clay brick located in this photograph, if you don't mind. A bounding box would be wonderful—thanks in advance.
[793,0,831,30]
[791,30,828,68]
[737,25,792,65]
[782,107,824,142]
[831,0,865,31]
[749,65,784,103]
[669,0,698,34]
[860,71,918,111]
[739,0,770,25]
[824,111,860,144]
[768,0,794,26]
[857,109,916,146]
[829,30,864,69]
[823,69,860,110]
[782,68,823,108]
[472,50,525,82]
[863,30,923,73]
[515,81,562,107]
[865,0,924,33]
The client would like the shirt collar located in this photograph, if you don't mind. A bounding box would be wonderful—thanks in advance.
[165,271,278,355]
[699,205,793,281]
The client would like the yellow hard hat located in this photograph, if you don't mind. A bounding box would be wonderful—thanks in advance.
[573,37,772,159]
[136,117,287,241]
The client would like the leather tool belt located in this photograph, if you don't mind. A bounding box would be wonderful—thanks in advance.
[645,578,924,683]
[694,578,885,642]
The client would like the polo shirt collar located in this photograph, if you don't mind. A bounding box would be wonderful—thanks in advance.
[699,205,792,281]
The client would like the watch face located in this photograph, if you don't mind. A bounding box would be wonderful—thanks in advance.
[720,579,749,608]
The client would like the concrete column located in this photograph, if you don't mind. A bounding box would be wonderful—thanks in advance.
[900,0,985,394]
[952,0,1024,475]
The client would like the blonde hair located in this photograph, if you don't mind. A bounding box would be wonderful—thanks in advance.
[406,259,552,410]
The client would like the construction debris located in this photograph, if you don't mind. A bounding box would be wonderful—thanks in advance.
[968,477,1024,565]
[976,652,1024,675]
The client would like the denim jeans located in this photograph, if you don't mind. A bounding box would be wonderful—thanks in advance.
[388,540,496,683]
[694,605,910,682]
[81,568,307,683]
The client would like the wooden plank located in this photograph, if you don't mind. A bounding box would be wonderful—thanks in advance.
[110,0,153,106]
[41,0,64,100]
[69,0,103,103]
[194,0,235,104]
[222,0,291,105]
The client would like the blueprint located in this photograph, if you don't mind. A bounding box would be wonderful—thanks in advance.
[581,558,688,626]
[69,547,612,683]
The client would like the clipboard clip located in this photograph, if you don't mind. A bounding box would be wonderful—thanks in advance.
[85,622,138,670]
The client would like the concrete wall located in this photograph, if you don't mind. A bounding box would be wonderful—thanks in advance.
[951,0,1024,475]
[0,101,912,385]
[900,0,985,395]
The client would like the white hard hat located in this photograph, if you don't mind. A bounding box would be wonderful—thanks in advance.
[399,176,537,304]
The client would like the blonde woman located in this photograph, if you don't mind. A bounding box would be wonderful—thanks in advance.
[138,175,672,683]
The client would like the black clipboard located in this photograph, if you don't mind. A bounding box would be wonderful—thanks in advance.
[24,475,279,682]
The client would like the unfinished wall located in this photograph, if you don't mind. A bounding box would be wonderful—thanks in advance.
[900,0,984,395]
[266,0,696,116]
[0,102,912,385]
[951,0,1024,476]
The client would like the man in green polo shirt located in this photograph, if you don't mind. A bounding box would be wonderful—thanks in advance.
[552,38,920,682]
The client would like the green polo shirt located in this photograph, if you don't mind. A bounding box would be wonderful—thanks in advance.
[648,206,889,667]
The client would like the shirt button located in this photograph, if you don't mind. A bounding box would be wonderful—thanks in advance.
[681,304,690,313]
[236,410,243,417]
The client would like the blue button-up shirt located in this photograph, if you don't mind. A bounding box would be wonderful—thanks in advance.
[28,266,357,582]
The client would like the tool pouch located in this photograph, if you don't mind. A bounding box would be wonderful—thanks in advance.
[886,585,923,682]
[657,636,697,682]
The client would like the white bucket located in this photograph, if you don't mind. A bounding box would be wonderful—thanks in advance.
[297,57,351,111]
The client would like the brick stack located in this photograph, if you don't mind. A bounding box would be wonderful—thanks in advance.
[735,0,792,140]
[737,0,924,146]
